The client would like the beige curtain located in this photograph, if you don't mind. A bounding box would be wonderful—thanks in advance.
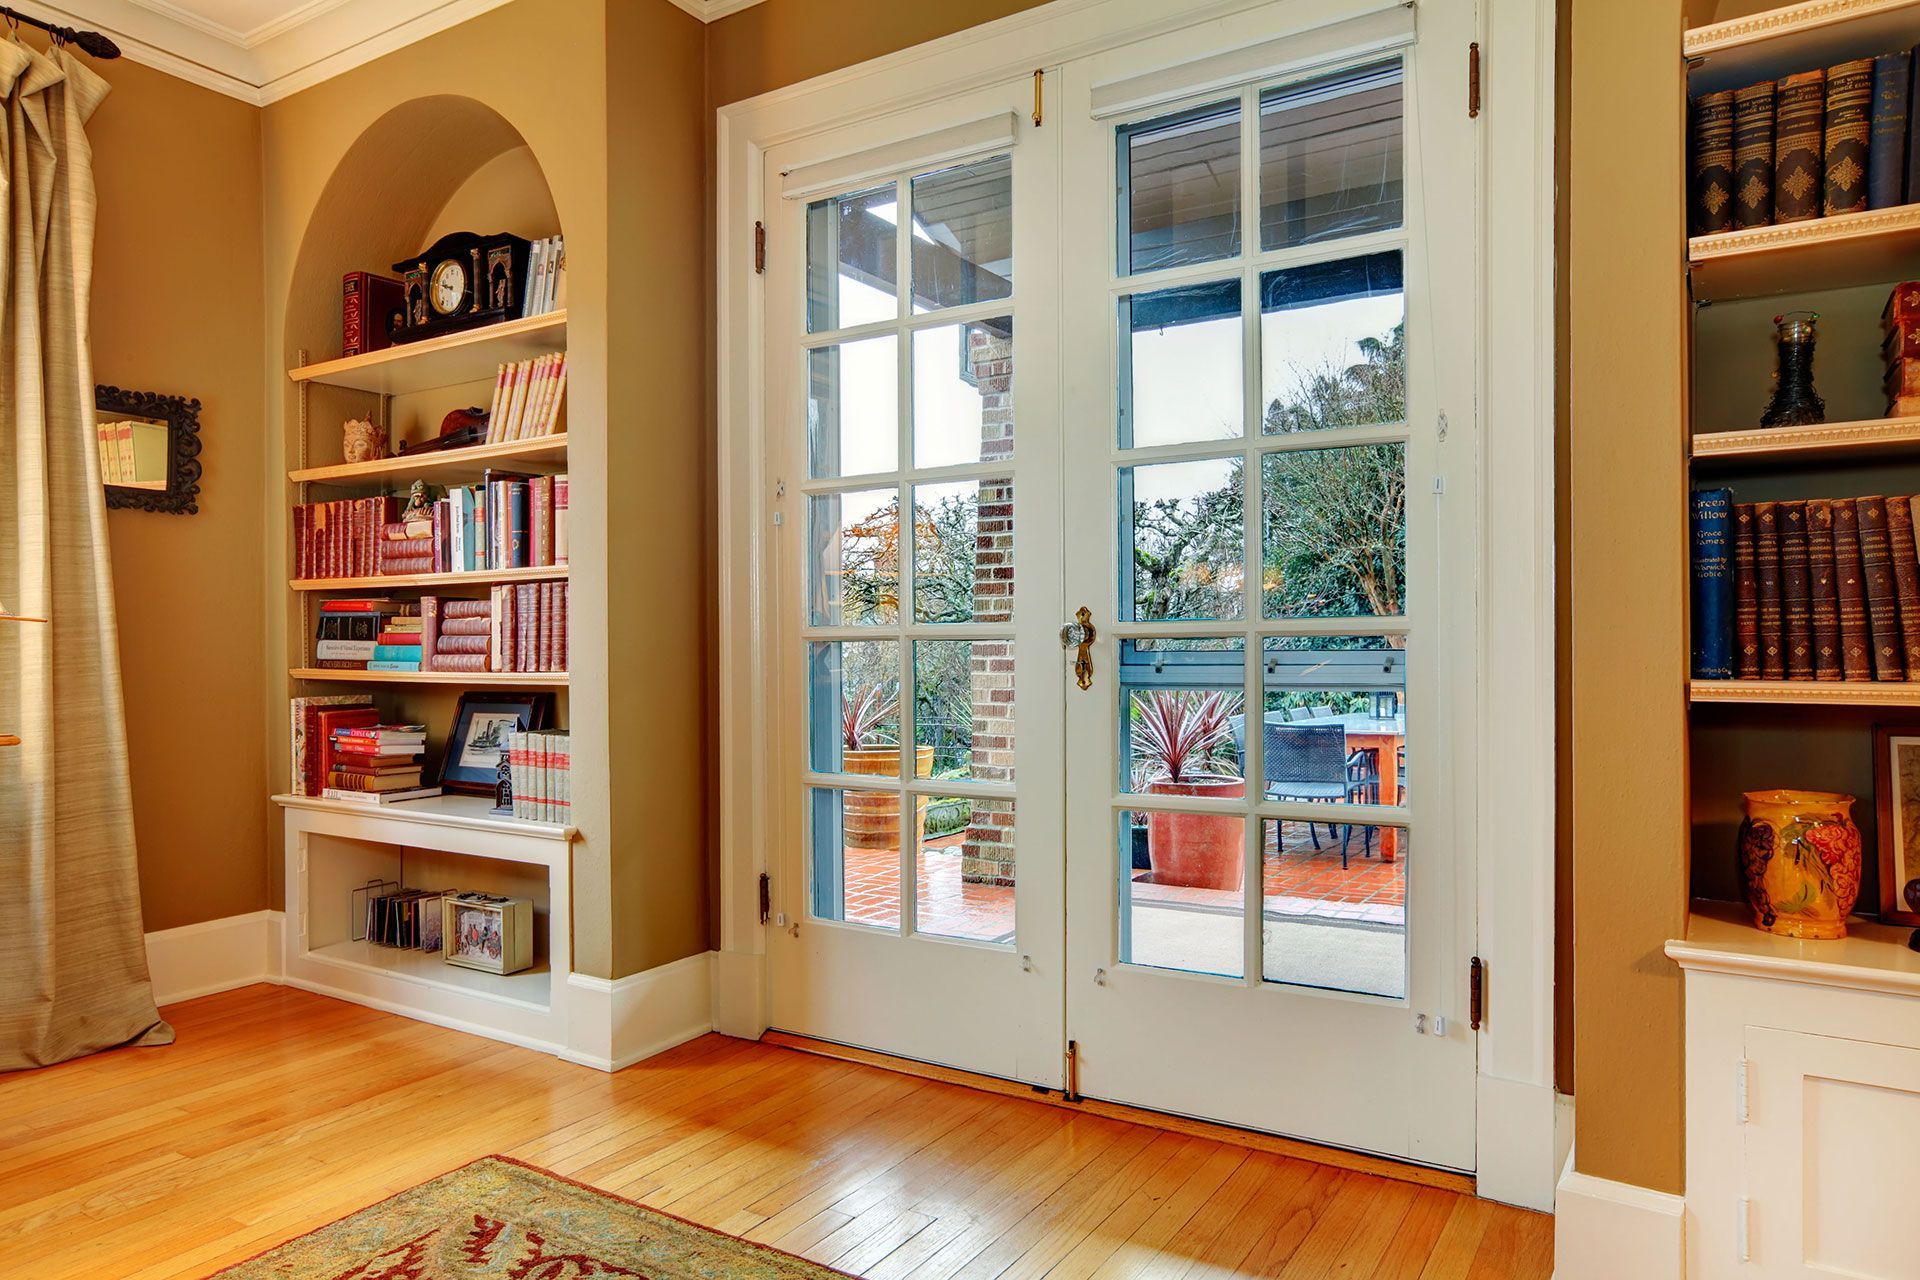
[0,40,171,1070]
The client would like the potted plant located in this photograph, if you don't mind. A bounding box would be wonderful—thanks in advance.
[839,683,933,849]
[1131,690,1247,889]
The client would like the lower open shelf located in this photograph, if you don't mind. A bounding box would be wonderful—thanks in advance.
[304,937,551,1011]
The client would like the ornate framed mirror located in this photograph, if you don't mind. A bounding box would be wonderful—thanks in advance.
[96,385,201,515]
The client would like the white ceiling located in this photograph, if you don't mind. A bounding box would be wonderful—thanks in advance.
[19,0,767,104]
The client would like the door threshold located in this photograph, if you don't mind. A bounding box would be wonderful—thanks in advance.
[759,1030,1475,1196]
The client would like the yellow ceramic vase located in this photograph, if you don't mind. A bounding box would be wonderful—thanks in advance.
[1737,790,1862,939]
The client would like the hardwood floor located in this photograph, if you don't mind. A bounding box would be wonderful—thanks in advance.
[0,986,1553,1278]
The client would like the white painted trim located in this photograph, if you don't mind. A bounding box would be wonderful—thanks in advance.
[564,952,716,1072]
[712,947,768,1039]
[779,111,1020,200]
[1473,0,1562,1213]
[718,0,1560,1199]
[145,909,282,1006]
[1554,1154,1686,1280]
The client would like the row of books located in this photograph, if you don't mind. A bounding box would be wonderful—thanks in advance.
[483,355,567,443]
[363,885,444,951]
[94,419,145,486]
[313,599,421,671]
[293,473,567,580]
[1688,51,1920,236]
[506,729,571,823]
[523,235,565,319]
[418,584,569,673]
[325,722,436,802]
[1691,489,1920,681]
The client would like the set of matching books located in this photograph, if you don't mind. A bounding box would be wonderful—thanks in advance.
[313,598,420,670]
[324,722,436,803]
[1688,52,1920,236]
[484,355,567,443]
[523,235,565,318]
[1693,488,1920,682]
[295,496,394,579]
[416,586,567,672]
[507,729,571,823]
[94,419,144,486]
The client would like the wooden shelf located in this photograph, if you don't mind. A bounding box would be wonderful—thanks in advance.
[1687,1,1920,95]
[1693,416,1920,465]
[293,565,567,592]
[273,792,575,850]
[291,667,568,687]
[1691,678,1920,706]
[1689,204,1920,301]
[1670,900,1920,998]
[291,434,567,485]
[288,311,566,396]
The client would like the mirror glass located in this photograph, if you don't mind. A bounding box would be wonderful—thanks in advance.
[96,415,169,491]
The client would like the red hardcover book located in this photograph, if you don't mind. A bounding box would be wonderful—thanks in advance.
[540,581,555,670]
[531,476,553,567]
[420,596,439,674]
[554,474,569,566]
[319,598,397,613]
[1885,282,1920,328]
[433,653,489,672]
[442,599,489,618]
[557,582,567,671]
[299,697,372,795]
[436,634,488,655]
[517,584,536,672]
[439,618,490,637]
[314,707,381,793]
[341,272,404,358]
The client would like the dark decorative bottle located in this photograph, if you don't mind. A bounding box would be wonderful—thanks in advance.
[1760,310,1825,428]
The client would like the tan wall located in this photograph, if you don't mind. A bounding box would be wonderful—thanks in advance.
[89,55,269,933]
[1566,0,1690,1194]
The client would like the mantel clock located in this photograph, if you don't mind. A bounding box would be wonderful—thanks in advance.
[391,231,532,343]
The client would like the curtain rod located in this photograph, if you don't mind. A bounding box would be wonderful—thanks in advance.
[0,7,121,59]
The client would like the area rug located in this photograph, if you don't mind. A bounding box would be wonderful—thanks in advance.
[213,1154,847,1279]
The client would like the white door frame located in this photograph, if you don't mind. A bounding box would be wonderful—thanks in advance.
[713,0,1560,1210]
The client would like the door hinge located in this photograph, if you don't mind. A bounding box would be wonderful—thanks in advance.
[1735,1058,1749,1124]
[758,872,771,925]
[1737,1196,1751,1263]
[1063,1039,1080,1101]
[754,221,766,274]
[1467,42,1481,118]
[1468,956,1485,1030]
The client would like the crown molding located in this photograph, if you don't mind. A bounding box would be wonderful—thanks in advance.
[19,0,769,106]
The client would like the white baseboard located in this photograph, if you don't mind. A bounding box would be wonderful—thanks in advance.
[565,950,715,1072]
[1554,1150,1685,1280]
[711,947,767,1039]
[145,910,283,1006]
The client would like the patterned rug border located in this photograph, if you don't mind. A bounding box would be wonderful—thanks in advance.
[213,1152,858,1278]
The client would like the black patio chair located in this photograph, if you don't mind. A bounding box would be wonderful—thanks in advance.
[1234,722,1382,867]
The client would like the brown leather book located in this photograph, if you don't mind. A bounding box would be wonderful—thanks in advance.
[1885,282,1920,328]
[1890,496,1920,678]
[1734,503,1761,677]
[1808,499,1843,679]
[1824,59,1875,215]
[1857,496,1905,678]
[1691,89,1736,235]
[1780,501,1813,678]
[1756,501,1785,678]
[1834,499,1874,678]
[1733,82,1776,229]
[1776,70,1827,223]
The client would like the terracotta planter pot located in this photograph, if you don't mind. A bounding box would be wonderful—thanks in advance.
[1738,789,1861,939]
[842,746,935,850]
[1144,776,1247,890]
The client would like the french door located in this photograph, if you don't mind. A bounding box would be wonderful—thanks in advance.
[763,0,1480,1168]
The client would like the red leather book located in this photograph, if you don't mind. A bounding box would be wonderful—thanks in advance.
[420,596,439,674]
[1857,496,1905,679]
[1755,502,1785,679]
[313,707,381,795]
[1885,282,1920,328]
[1807,499,1843,680]
[341,272,405,358]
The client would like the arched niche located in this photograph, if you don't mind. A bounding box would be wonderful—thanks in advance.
[284,94,561,460]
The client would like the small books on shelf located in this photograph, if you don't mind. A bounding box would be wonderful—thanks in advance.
[507,729,570,823]
[483,354,567,443]
[521,235,565,319]
[359,886,447,950]
[326,722,429,796]
[1698,488,1920,683]
[94,418,138,486]
[341,272,404,357]
[419,585,568,673]
[313,599,418,669]
[293,473,568,580]
[295,496,396,579]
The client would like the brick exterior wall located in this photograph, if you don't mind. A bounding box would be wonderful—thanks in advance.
[963,325,1017,885]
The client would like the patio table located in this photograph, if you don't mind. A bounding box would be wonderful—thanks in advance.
[1297,712,1406,862]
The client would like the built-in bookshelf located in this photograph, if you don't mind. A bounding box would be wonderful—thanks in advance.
[292,565,568,592]
[291,310,566,396]
[290,435,567,485]
[1684,0,1920,931]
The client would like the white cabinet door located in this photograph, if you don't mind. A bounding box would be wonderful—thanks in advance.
[1744,1026,1920,1278]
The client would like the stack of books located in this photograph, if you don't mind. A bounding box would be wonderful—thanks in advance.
[509,728,571,822]
[1688,51,1920,236]
[421,598,489,673]
[1887,283,1920,417]
[95,419,139,485]
[314,599,417,670]
[323,722,439,804]
[483,355,567,443]
[523,234,565,318]
[377,518,436,576]
[1693,488,1920,682]
[290,695,373,795]
[372,611,424,672]
[418,588,567,673]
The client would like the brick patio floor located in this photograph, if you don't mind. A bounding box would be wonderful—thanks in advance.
[836,820,1406,939]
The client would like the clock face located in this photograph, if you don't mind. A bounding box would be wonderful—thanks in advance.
[429,260,466,315]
